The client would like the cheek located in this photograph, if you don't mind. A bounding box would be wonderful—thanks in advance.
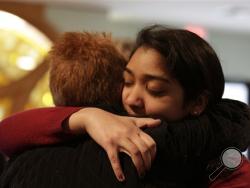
[145,97,186,120]
[143,99,167,116]
[163,101,187,120]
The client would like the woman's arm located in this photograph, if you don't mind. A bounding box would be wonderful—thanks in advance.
[2,108,249,188]
[1,99,249,181]
[0,106,160,182]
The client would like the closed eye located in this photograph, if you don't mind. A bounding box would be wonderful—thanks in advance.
[148,89,167,97]
[123,80,134,87]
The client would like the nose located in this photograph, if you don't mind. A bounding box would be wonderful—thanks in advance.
[124,85,144,108]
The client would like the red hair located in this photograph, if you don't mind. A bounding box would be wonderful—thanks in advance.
[49,32,127,106]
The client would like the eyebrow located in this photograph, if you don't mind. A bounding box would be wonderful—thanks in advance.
[124,68,133,75]
[124,67,171,84]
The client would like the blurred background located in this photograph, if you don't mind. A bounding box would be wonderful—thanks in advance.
[0,0,250,156]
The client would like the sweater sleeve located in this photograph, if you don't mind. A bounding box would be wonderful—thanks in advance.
[0,107,81,157]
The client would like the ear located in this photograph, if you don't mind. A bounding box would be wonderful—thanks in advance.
[190,93,208,116]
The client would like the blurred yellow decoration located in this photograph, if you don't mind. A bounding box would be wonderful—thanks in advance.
[0,10,53,120]
[42,92,53,106]
[0,98,12,120]
[28,72,54,108]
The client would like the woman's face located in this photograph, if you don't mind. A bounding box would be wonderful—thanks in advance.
[122,47,191,121]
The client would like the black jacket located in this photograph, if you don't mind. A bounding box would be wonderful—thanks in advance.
[1,99,250,188]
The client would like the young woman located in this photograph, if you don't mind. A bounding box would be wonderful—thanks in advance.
[0,25,250,187]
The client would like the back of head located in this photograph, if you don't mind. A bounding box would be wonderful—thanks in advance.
[49,32,127,107]
[132,25,225,107]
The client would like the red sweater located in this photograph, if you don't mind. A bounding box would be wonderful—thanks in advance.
[0,107,81,156]
[210,157,250,188]
[0,107,250,187]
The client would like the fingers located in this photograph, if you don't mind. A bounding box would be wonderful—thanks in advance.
[119,139,146,177]
[147,119,161,127]
[139,132,157,162]
[130,133,152,171]
[133,118,161,128]
[101,115,158,181]
[106,148,125,182]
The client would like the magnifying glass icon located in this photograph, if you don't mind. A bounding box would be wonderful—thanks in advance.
[209,147,243,181]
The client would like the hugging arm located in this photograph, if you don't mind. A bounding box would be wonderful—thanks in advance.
[1,100,249,160]
[2,99,249,188]
[0,106,160,181]
[1,99,249,176]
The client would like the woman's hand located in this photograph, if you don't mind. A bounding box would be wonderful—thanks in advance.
[67,107,161,182]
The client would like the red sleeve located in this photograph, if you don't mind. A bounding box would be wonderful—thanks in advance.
[0,107,82,157]
[209,157,250,188]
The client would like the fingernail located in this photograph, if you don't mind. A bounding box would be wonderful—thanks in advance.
[118,174,125,182]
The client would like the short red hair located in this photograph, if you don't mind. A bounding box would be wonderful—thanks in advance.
[49,32,127,107]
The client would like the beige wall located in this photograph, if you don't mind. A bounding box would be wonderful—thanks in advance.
[44,5,250,82]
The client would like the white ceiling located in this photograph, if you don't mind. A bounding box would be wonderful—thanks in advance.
[16,0,250,33]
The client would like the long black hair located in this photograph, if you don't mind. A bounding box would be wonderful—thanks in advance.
[131,25,225,107]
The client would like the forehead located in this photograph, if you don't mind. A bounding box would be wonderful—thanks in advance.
[127,47,168,76]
